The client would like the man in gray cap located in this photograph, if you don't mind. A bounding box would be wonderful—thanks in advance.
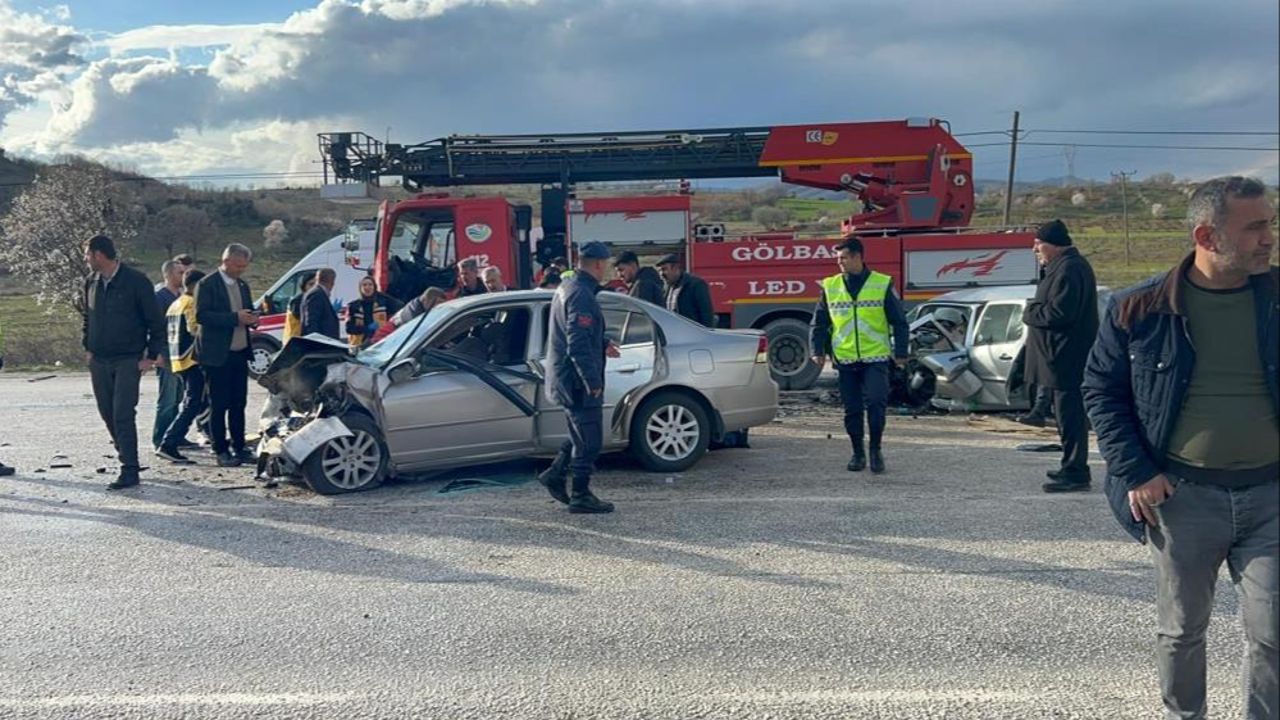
[539,241,620,513]
[656,253,715,327]
[1024,219,1099,492]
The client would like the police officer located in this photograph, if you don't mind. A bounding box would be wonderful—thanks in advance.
[810,237,910,474]
[538,241,620,513]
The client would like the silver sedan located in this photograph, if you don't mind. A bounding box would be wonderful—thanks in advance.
[258,291,779,494]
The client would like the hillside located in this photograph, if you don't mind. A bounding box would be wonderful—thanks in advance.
[0,157,1274,367]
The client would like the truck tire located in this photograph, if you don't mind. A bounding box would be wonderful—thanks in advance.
[630,391,711,473]
[301,413,388,495]
[763,318,820,391]
[248,335,280,380]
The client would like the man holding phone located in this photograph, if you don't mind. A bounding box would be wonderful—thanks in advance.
[195,243,259,468]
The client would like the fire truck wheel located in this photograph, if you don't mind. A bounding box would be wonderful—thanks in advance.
[248,335,280,379]
[630,391,711,473]
[763,318,821,390]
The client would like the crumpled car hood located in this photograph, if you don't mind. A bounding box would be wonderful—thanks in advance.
[257,335,382,414]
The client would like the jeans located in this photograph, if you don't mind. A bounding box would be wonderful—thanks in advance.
[1052,388,1090,476]
[161,368,207,450]
[89,355,143,470]
[152,367,183,449]
[836,361,889,453]
[1149,476,1279,719]
[205,350,249,455]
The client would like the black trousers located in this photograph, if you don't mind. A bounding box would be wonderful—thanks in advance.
[558,401,603,496]
[1030,385,1054,418]
[1052,388,1090,476]
[89,355,143,469]
[161,367,207,449]
[836,361,890,453]
[205,350,249,455]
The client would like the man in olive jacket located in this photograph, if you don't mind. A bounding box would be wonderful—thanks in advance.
[1022,219,1099,492]
[81,234,167,490]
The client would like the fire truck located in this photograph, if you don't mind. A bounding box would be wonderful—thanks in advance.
[312,117,1037,389]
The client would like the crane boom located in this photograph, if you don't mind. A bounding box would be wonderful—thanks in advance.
[319,117,977,230]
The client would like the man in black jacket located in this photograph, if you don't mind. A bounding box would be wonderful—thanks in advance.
[81,234,167,490]
[301,267,341,340]
[657,253,715,327]
[1023,219,1099,492]
[196,243,259,468]
[615,251,664,305]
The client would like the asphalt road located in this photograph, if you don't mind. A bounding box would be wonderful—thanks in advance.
[0,372,1249,719]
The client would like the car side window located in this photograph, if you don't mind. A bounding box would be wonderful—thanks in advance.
[973,303,1018,346]
[1005,305,1025,342]
[603,309,627,346]
[621,311,654,346]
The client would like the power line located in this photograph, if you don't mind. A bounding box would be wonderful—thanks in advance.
[1026,129,1279,136]
[963,141,1277,151]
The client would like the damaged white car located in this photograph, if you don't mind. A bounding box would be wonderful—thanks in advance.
[256,291,779,494]
[901,285,1111,412]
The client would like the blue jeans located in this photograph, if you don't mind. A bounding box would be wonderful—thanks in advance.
[1149,476,1279,719]
[152,367,182,449]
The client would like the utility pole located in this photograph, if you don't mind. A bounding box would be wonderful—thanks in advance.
[1002,111,1020,226]
[1112,169,1136,266]
[1062,145,1077,187]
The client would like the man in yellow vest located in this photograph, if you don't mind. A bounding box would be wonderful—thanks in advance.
[810,237,910,474]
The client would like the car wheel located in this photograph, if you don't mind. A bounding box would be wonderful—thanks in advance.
[301,413,388,495]
[763,318,821,390]
[248,335,280,379]
[630,391,711,473]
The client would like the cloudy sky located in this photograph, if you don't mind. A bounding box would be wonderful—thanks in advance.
[1,0,1276,187]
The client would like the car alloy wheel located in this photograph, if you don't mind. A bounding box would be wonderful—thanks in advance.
[645,403,700,462]
[319,430,382,490]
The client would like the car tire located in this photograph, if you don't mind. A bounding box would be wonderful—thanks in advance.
[630,391,711,473]
[248,335,280,380]
[763,318,820,391]
[301,413,388,495]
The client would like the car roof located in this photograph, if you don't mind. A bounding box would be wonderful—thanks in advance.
[926,284,1040,304]
[442,289,650,312]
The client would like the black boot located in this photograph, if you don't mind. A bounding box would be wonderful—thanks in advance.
[537,452,571,505]
[1015,412,1047,428]
[847,453,866,472]
[569,492,615,514]
[0,463,15,477]
[107,467,140,490]
[869,448,886,474]
[1043,471,1091,493]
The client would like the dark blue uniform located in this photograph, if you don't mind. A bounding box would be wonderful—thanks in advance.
[546,270,608,494]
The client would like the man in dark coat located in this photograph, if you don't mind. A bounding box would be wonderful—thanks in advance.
[1022,219,1099,492]
[657,253,715,327]
[195,243,259,468]
[539,241,620,514]
[81,234,167,490]
[614,251,664,305]
[301,267,341,340]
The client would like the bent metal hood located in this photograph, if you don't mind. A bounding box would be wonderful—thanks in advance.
[257,334,384,417]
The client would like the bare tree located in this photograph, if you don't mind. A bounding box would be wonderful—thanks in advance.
[145,204,214,259]
[0,163,142,318]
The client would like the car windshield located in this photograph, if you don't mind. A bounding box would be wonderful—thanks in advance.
[355,303,457,368]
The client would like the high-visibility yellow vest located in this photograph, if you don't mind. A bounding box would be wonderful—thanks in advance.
[166,294,200,373]
[821,271,892,363]
[559,270,576,280]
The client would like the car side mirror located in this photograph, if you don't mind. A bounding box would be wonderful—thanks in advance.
[387,357,418,384]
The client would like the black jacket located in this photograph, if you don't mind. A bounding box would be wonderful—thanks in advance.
[82,263,166,360]
[665,272,715,327]
[628,266,665,306]
[546,272,606,408]
[195,272,255,368]
[301,286,341,340]
[1084,257,1279,542]
[1022,247,1099,390]
[809,269,910,359]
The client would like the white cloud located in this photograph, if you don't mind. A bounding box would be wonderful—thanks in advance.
[0,1,85,124]
[1,0,1276,184]
[102,23,280,54]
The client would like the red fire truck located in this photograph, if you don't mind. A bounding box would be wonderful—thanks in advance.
[312,117,1037,389]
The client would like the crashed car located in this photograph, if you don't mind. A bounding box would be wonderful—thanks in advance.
[257,291,779,494]
[903,285,1111,412]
